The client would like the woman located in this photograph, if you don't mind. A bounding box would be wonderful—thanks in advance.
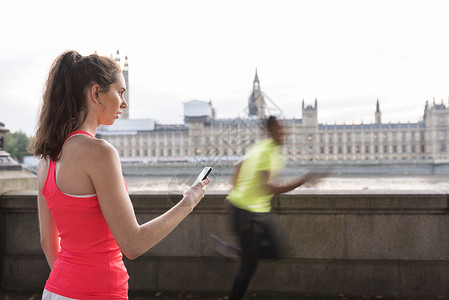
[32,51,209,299]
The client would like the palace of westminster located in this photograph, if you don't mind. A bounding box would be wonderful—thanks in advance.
[96,52,449,163]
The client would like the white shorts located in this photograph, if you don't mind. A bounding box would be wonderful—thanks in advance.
[42,289,76,300]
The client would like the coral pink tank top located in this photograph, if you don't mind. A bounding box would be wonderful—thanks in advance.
[43,131,129,299]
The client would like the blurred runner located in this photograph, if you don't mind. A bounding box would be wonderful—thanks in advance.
[212,116,328,300]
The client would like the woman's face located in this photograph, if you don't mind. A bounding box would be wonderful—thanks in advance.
[98,73,127,125]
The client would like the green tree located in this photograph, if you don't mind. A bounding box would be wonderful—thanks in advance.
[5,131,30,163]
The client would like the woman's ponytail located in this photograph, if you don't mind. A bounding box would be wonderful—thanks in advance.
[31,50,120,161]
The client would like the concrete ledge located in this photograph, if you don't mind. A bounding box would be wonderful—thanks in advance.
[2,190,449,297]
[0,170,36,195]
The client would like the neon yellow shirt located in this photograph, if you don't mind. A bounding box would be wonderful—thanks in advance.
[228,138,285,213]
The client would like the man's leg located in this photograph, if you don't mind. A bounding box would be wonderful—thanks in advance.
[210,234,241,260]
[228,228,260,300]
[258,218,282,259]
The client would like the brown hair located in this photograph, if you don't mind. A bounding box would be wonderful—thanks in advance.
[31,50,121,161]
[265,116,279,131]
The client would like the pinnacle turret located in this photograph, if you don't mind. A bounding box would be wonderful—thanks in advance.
[375,99,381,124]
[115,50,120,64]
[124,56,129,71]
[253,68,259,83]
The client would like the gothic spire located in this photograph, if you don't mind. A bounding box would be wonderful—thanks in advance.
[124,56,129,71]
[375,99,382,124]
[115,50,120,64]
[253,68,259,83]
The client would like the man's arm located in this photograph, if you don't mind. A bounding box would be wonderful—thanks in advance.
[261,169,327,195]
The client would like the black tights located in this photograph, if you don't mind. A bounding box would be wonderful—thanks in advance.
[228,208,280,300]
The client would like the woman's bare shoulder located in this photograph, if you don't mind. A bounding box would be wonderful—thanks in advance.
[66,135,116,154]
[87,137,116,151]
[79,137,120,166]
[80,138,124,191]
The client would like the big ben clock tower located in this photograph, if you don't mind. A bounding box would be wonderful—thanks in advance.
[248,69,265,118]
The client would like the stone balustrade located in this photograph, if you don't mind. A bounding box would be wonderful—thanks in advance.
[1,190,449,298]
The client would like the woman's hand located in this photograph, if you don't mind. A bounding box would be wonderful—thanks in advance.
[181,178,210,211]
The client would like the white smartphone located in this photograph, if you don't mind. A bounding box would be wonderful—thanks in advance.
[191,167,213,186]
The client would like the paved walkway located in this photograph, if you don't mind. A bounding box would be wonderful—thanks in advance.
[0,289,432,300]
[0,290,302,300]
[0,289,310,300]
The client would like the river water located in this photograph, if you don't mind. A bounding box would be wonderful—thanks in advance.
[125,174,449,193]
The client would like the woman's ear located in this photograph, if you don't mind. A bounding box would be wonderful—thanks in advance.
[88,84,102,105]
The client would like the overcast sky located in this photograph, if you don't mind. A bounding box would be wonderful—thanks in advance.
[1,0,448,136]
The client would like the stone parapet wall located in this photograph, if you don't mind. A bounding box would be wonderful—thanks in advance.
[0,170,36,194]
[1,190,449,297]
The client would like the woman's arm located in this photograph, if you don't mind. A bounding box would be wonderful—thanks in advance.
[87,140,208,260]
[37,159,60,269]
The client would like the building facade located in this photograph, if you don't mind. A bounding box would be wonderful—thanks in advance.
[97,69,449,163]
